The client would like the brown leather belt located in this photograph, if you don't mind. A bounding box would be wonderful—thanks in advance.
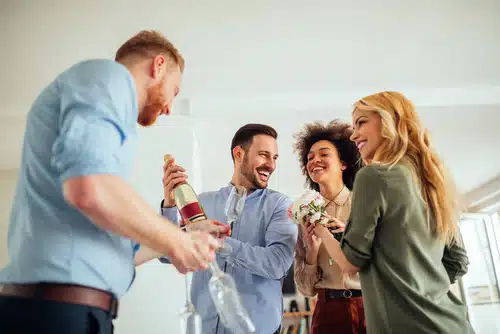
[0,283,118,318]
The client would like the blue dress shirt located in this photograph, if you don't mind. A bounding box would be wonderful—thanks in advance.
[0,59,139,298]
[160,184,298,334]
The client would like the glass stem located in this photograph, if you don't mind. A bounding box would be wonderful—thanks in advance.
[208,262,223,276]
[185,274,190,303]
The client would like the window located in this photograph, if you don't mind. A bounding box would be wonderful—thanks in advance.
[459,213,500,333]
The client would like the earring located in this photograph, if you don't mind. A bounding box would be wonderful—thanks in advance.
[341,165,346,171]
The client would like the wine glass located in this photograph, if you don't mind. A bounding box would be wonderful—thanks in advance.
[208,263,256,333]
[179,273,202,334]
[218,185,247,256]
[206,185,254,332]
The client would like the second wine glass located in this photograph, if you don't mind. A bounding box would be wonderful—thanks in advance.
[218,185,247,256]
[179,273,202,334]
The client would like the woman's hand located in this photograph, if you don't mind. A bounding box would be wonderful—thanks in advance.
[302,217,322,265]
[313,214,346,240]
[324,214,346,234]
[313,223,331,240]
[303,217,322,251]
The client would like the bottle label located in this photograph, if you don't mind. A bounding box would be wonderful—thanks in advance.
[179,202,206,223]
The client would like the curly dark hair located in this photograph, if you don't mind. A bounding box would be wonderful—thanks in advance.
[293,119,362,191]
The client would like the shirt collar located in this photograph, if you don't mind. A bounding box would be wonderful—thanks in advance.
[226,182,264,199]
[332,186,350,206]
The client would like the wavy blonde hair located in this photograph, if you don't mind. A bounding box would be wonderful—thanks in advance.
[354,91,462,245]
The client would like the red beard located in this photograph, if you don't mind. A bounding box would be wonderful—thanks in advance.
[137,80,167,127]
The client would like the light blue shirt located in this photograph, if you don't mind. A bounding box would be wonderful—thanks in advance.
[160,184,298,334]
[0,59,139,298]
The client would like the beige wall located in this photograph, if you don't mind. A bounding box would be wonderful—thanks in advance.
[0,169,18,268]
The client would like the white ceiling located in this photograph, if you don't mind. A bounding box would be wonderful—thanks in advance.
[1,0,499,197]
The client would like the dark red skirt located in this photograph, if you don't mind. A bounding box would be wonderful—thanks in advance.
[311,289,366,334]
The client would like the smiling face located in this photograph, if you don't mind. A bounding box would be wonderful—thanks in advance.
[237,134,279,189]
[306,140,344,187]
[350,109,383,163]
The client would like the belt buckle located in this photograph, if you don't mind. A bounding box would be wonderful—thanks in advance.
[342,289,352,298]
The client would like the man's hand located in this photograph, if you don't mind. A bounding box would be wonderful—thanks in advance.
[169,229,220,274]
[162,156,188,208]
[186,219,232,239]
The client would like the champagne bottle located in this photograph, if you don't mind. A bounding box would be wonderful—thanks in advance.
[164,154,206,224]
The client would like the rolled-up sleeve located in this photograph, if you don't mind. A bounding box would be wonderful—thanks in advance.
[340,166,386,269]
[442,231,469,284]
[160,202,181,226]
[293,226,320,297]
[51,81,128,182]
[158,202,182,264]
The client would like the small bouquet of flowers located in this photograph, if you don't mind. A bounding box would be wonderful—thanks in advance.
[288,190,343,243]
[288,191,344,265]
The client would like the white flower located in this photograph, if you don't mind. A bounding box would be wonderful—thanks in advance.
[318,216,329,225]
[311,212,321,223]
[290,190,323,225]
[313,196,324,207]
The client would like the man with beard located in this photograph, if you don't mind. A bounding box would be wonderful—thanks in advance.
[160,124,299,334]
[0,30,220,333]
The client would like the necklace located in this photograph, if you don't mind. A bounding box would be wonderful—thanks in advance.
[322,185,345,207]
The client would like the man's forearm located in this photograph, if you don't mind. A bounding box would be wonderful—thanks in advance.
[135,245,164,266]
[63,174,182,257]
[223,238,294,280]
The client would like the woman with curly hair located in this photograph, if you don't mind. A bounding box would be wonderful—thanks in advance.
[314,91,474,333]
[293,119,365,334]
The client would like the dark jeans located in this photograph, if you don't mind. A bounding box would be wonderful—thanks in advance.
[0,295,114,334]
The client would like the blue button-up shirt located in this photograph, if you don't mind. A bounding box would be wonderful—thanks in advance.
[0,59,139,298]
[160,184,298,334]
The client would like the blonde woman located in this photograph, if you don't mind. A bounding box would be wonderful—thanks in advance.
[293,120,365,334]
[313,91,474,333]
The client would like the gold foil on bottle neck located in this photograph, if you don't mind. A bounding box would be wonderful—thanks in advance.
[164,154,173,164]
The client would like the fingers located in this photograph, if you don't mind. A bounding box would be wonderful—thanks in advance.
[176,265,188,275]
[163,160,186,181]
[162,160,188,202]
[211,220,232,236]
[190,231,217,270]
[326,216,344,225]
[325,220,346,233]
[305,222,315,234]
[164,169,188,190]
[303,222,316,241]
[187,220,230,237]
[205,233,221,251]
[164,163,186,175]
[163,157,182,172]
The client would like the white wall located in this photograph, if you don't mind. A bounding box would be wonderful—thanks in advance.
[116,117,203,334]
